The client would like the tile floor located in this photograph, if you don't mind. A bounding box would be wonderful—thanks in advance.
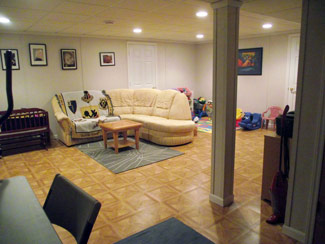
[0,129,297,244]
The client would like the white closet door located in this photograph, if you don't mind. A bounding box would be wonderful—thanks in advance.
[286,35,300,110]
[128,43,157,89]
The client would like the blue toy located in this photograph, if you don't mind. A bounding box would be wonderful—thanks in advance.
[193,98,208,119]
[238,112,262,130]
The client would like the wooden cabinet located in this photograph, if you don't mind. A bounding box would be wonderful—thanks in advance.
[0,108,50,157]
[261,133,282,201]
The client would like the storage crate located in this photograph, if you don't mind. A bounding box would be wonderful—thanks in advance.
[0,108,50,157]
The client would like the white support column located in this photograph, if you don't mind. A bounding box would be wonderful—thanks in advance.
[208,0,242,207]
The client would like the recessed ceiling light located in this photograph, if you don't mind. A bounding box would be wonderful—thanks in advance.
[196,11,208,18]
[0,17,10,24]
[133,28,142,33]
[262,23,273,29]
[196,34,204,39]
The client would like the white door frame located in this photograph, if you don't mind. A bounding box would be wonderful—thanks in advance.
[127,42,158,89]
[285,33,300,109]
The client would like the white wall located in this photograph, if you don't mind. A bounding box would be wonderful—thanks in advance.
[195,43,213,100]
[195,34,292,113]
[0,33,196,136]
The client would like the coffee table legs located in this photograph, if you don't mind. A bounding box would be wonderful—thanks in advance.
[103,128,140,153]
[135,128,140,150]
[123,131,127,143]
[113,131,119,154]
[102,129,107,149]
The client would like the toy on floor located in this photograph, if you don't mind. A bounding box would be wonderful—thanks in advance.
[262,106,283,129]
[204,100,213,119]
[236,108,244,127]
[238,112,262,130]
[175,87,192,100]
[194,97,209,119]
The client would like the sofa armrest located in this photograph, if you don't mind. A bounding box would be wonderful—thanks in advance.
[51,96,72,133]
[56,112,72,133]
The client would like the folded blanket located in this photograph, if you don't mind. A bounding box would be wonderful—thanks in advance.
[72,116,120,133]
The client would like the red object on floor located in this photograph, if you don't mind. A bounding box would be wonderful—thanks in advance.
[236,119,241,127]
[266,214,284,225]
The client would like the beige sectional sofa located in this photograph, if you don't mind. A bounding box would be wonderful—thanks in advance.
[52,89,195,146]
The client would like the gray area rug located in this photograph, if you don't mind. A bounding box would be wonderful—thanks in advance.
[75,139,184,173]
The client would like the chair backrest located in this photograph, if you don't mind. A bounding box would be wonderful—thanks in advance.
[44,174,101,244]
[263,106,283,118]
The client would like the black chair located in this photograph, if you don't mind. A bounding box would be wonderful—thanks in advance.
[44,174,101,244]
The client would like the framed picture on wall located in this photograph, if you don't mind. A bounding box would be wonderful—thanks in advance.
[61,49,77,70]
[29,43,47,66]
[238,47,263,75]
[0,49,20,70]
[99,52,115,66]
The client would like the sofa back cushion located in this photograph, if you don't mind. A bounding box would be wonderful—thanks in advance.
[56,90,110,120]
[169,92,192,120]
[107,89,134,115]
[133,89,159,115]
[152,90,177,118]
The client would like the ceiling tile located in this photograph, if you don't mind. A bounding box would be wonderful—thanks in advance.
[52,2,107,16]
[0,21,33,31]
[266,8,302,23]
[114,0,173,12]
[0,0,63,10]
[41,13,90,24]
[65,0,124,7]
[26,23,74,33]
[152,1,213,18]
[242,0,302,14]
[59,23,106,34]
[0,7,48,21]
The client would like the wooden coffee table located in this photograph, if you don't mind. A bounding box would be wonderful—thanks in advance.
[99,120,143,154]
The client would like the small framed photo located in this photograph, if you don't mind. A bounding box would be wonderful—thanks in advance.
[1,49,20,70]
[99,52,115,66]
[61,49,77,70]
[29,43,47,66]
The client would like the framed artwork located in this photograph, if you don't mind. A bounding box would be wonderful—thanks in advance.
[1,49,20,70]
[29,43,47,66]
[61,49,77,70]
[238,47,263,75]
[99,52,115,66]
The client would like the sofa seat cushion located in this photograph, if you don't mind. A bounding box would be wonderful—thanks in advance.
[120,114,195,133]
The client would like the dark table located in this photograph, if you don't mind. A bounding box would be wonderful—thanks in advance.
[0,176,62,243]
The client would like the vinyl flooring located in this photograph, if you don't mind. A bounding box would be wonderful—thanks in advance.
[0,129,297,244]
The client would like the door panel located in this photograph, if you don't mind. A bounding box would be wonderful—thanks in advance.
[128,43,157,89]
[287,35,300,110]
[313,145,325,243]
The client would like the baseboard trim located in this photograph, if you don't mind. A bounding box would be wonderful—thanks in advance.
[282,225,305,243]
[209,193,234,207]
